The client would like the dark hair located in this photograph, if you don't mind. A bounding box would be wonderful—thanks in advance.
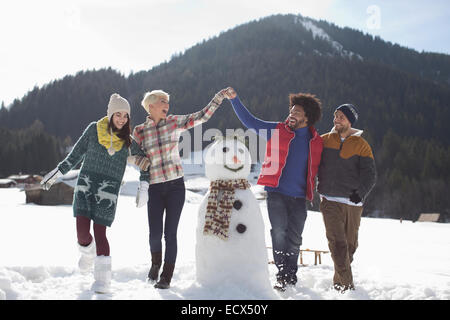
[108,114,132,148]
[289,93,322,126]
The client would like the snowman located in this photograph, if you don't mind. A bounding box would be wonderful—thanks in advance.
[195,136,275,298]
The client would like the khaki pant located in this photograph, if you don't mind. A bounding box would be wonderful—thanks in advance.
[320,197,363,288]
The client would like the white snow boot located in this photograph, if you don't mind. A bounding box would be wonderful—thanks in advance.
[91,255,112,294]
[77,241,96,274]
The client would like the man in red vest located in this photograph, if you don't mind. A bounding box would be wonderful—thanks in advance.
[226,88,323,291]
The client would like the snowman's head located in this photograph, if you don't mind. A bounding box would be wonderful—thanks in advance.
[204,136,252,181]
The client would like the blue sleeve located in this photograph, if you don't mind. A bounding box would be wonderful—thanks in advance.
[229,96,277,140]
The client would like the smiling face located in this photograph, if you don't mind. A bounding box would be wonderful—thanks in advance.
[204,137,252,181]
[287,105,308,130]
[333,110,351,134]
[111,111,129,130]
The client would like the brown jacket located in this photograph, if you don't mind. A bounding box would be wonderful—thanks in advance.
[317,128,376,201]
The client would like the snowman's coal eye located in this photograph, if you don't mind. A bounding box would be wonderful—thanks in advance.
[233,200,242,210]
[222,147,229,153]
[238,148,244,154]
[236,224,247,234]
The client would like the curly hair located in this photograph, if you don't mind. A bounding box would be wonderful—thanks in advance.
[289,93,322,126]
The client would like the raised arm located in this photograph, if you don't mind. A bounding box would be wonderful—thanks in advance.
[227,88,277,139]
[171,89,229,131]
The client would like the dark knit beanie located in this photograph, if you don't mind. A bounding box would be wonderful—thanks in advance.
[335,104,358,126]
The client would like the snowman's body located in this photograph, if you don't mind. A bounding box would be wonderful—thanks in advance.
[195,137,274,297]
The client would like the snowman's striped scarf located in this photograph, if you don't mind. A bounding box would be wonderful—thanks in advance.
[204,179,251,240]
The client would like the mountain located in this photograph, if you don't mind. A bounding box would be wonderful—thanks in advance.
[1,14,449,221]
[0,68,129,141]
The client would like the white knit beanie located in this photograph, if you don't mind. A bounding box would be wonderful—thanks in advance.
[107,93,130,121]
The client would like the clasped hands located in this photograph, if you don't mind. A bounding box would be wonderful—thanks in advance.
[215,87,237,102]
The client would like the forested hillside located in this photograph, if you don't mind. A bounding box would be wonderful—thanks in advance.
[1,14,449,221]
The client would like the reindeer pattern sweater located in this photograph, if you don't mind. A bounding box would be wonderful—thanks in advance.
[57,120,145,226]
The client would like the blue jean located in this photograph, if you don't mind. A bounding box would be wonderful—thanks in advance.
[267,191,307,282]
[147,177,186,264]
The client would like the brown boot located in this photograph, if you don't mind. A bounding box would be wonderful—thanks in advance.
[147,252,162,282]
[154,262,175,289]
[333,283,355,293]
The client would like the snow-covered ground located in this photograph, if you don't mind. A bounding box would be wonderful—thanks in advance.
[0,165,449,300]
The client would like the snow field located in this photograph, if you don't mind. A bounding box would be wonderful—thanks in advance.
[0,174,449,300]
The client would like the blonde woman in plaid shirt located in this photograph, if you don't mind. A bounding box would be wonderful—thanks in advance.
[132,88,233,289]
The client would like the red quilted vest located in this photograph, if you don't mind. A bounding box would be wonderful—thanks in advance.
[257,122,323,201]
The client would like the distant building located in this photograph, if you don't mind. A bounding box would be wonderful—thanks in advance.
[24,170,78,205]
[7,174,42,187]
[0,179,17,188]
[416,213,448,223]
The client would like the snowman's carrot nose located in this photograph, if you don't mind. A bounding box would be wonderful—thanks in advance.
[232,155,241,164]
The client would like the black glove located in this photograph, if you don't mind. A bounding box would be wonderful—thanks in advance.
[349,190,362,204]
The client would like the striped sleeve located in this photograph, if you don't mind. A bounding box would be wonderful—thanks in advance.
[173,94,223,131]
[132,125,151,181]
[128,139,150,171]
[132,124,145,146]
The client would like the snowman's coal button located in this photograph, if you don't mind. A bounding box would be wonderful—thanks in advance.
[236,224,246,233]
[233,200,242,210]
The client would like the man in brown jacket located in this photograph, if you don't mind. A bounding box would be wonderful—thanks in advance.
[317,103,377,292]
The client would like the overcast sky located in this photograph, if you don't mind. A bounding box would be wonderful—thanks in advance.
[1,0,449,106]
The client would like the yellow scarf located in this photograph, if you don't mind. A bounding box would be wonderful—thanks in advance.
[97,116,124,153]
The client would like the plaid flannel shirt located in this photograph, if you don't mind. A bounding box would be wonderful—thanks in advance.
[133,94,224,185]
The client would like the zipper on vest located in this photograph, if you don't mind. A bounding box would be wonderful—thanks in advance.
[275,129,295,187]
[307,138,313,201]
